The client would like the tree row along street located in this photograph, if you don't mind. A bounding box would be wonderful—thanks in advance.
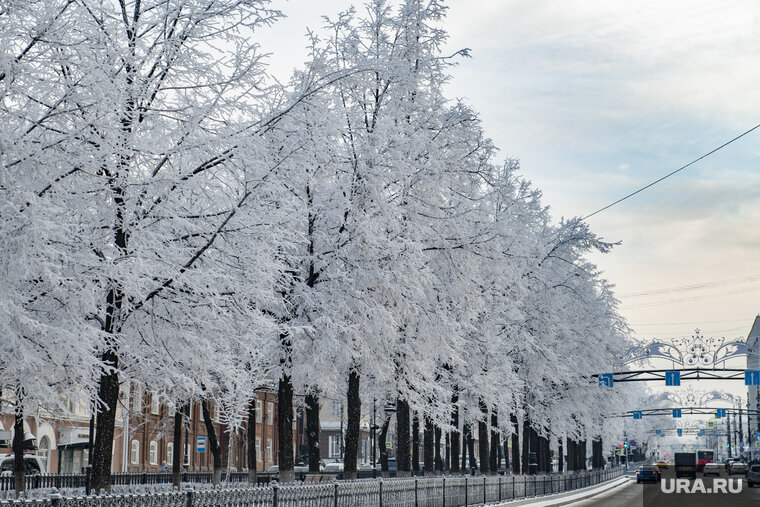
[1,0,635,497]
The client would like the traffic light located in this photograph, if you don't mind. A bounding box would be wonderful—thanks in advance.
[624,440,629,449]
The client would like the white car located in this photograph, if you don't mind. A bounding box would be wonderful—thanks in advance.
[747,465,760,487]
[729,462,748,475]
[702,463,720,477]
[0,455,44,476]
[322,462,344,473]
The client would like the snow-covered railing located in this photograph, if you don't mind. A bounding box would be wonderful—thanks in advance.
[0,467,624,506]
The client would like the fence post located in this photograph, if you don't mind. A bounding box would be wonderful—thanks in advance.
[379,478,383,507]
[483,476,486,504]
[442,477,446,507]
[334,481,339,507]
[186,489,194,507]
[512,476,515,499]
[498,475,502,500]
[272,482,279,507]
[48,490,62,507]
[464,477,468,506]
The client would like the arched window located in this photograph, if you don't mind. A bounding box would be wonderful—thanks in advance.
[38,436,50,472]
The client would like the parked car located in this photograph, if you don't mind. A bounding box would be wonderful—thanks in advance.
[357,464,373,472]
[729,462,748,475]
[697,459,712,472]
[266,465,279,474]
[636,466,660,483]
[747,465,760,487]
[374,458,397,471]
[294,465,309,473]
[323,462,344,473]
[0,455,43,476]
[702,463,721,477]
[656,460,668,470]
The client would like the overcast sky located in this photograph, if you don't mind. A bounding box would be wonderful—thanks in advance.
[254,0,760,349]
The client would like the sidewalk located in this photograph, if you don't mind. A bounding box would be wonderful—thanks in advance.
[492,475,633,506]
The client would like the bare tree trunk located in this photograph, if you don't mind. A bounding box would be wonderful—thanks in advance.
[343,370,361,480]
[423,416,434,473]
[172,405,183,489]
[305,393,320,473]
[558,438,564,473]
[378,417,390,477]
[412,414,420,473]
[467,427,477,471]
[247,400,257,483]
[511,413,520,474]
[201,398,222,485]
[489,409,498,474]
[461,423,470,473]
[522,420,530,474]
[396,398,411,476]
[450,390,460,473]
[478,404,489,474]
[13,402,24,497]
[434,425,442,473]
[277,372,295,482]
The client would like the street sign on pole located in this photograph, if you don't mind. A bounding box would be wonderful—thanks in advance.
[599,373,614,388]
[629,440,637,448]
[665,371,681,386]
[633,411,642,420]
[672,409,682,418]
[677,429,683,437]
[716,408,726,418]
[708,421,715,429]
[745,370,760,386]
[656,429,662,435]
[196,436,206,453]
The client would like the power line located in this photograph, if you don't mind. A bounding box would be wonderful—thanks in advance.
[582,123,760,220]
[619,274,760,298]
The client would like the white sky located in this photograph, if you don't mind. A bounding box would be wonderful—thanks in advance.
[254,0,760,404]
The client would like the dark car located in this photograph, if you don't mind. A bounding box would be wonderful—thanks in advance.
[636,466,660,483]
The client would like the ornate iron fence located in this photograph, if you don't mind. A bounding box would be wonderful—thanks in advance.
[0,468,624,507]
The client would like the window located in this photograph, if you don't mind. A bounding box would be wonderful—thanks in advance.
[332,401,342,417]
[151,392,159,415]
[184,443,190,466]
[131,440,140,464]
[38,436,50,473]
[150,441,158,465]
[255,400,262,423]
[266,439,273,462]
[267,402,273,425]
[328,436,341,458]
[167,443,173,464]
[132,385,142,412]
[255,437,261,462]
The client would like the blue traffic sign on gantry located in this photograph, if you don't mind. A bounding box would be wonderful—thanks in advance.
[716,408,726,418]
[677,429,683,437]
[633,411,642,419]
[599,373,614,388]
[665,371,681,386]
[673,409,682,418]
[656,429,662,435]
[745,370,760,386]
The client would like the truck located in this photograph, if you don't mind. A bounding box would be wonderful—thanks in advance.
[675,452,697,479]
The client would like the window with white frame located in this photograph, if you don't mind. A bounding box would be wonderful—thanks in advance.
[267,402,273,425]
[151,392,159,415]
[184,443,190,466]
[150,441,158,465]
[328,436,341,458]
[167,443,173,465]
[132,385,142,412]
[131,440,140,464]
[266,439,273,462]
[255,400,262,423]
[255,437,261,462]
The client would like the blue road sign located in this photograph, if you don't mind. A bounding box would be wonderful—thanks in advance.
[599,373,614,388]
[633,411,642,420]
[746,370,760,386]
[656,429,662,435]
[673,409,682,418]
[196,436,206,453]
[756,432,760,443]
[699,429,705,436]
[716,408,726,418]
[677,429,683,437]
[630,440,637,448]
[665,371,681,386]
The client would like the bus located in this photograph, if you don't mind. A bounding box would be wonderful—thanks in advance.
[696,450,714,471]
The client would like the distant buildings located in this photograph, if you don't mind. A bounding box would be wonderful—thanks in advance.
[747,315,760,447]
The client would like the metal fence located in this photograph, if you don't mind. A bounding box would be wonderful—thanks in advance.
[0,468,624,506]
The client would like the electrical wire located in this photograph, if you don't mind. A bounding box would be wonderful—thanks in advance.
[582,123,760,220]
[619,274,760,298]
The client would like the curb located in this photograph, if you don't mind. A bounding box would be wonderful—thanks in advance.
[493,475,632,506]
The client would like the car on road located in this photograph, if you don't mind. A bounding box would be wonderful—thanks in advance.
[702,463,721,477]
[697,459,712,472]
[747,465,760,487]
[656,460,668,470]
[323,462,344,473]
[729,462,748,475]
[636,466,660,483]
[0,455,44,476]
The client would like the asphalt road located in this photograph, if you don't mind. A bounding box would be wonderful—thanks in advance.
[568,466,760,506]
